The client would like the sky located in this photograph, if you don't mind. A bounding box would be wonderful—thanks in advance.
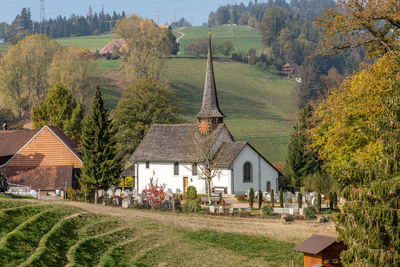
[0,0,235,26]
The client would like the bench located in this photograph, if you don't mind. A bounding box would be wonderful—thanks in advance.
[212,186,227,194]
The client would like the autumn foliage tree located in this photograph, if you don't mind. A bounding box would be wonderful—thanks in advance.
[318,0,400,57]
[309,52,400,265]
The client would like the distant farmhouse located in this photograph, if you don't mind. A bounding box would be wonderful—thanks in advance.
[0,126,82,193]
[127,34,280,195]
[282,62,301,83]
[99,23,172,56]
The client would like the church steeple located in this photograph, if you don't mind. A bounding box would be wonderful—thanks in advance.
[196,32,224,133]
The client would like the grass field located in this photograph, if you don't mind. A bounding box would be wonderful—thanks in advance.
[164,58,296,163]
[56,34,114,52]
[175,25,263,56]
[0,198,303,266]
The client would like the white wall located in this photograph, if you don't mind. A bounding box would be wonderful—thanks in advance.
[232,145,278,194]
[135,161,232,194]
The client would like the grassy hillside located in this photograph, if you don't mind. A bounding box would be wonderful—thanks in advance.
[0,198,303,266]
[175,25,262,55]
[56,34,114,51]
[165,58,296,163]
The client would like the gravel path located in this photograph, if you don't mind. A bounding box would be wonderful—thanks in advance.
[56,200,336,243]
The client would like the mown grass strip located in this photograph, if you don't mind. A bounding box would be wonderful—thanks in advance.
[0,204,51,238]
[184,229,303,267]
[20,213,90,267]
[69,225,137,266]
[0,199,35,209]
[99,232,160,267]
[0,205,81,266]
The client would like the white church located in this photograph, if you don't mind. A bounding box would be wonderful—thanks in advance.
[126,34,280,195]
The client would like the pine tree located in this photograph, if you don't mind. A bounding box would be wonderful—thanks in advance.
[80,86,121,204]
[317,193,321,211]
[279,188,284,208]
[297,193,302,209]
[258,190,263,209]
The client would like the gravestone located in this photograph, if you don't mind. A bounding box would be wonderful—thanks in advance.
[238,207,242,215]
[229,206,234,215]
[106,189,113,198]
[115,189,121,196]
[122,199,130,208]
[132,189,138,198]
[219,205,224,215]
[209,206,215,214]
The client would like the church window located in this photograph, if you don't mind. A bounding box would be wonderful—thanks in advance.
[192,163,197,176]
[146,162,150,168]
[266,181,271,192]
[243,162,252,183]
[174,162,179,175]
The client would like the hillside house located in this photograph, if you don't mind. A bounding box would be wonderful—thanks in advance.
[0,126,82,193]
[126,33,280,195]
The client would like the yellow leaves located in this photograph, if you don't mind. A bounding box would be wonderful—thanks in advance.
[310,52,400,180]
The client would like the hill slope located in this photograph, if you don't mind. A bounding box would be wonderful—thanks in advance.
[175,25,262,55]
[165,58,296,163]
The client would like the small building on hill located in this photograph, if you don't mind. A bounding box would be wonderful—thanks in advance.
[99,39,128,56]
[293,234,347,267]
[126,33,280,195]
[0,126,82,193]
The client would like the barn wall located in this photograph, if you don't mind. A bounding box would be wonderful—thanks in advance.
[304,253,323,267]
[6,127,82,168]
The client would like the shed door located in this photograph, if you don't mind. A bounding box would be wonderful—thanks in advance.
[183,177,189,193]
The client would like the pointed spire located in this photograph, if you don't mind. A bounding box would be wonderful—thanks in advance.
[196,32,224,119]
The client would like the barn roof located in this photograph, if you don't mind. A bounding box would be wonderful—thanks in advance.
[129,123,226,162]
[293,234,338,255]
[99,39,127,55]
[214,142,247,168]
[3,165,74,190]
[196,33,224,119]
[0,129,39,165]
[47,126,82,159]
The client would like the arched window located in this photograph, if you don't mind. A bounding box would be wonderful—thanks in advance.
[243,162,252,183]
[192,163,197,176]
[174,162,179,175]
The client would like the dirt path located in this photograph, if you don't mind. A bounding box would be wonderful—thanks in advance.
[174,27,186,43]
[55,201,336,243]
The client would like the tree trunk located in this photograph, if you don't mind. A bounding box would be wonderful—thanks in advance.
[94,185,99,204]
[207,179,212,206]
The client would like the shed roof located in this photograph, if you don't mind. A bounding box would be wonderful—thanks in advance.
[129,123,226,162]
[121,164,135,177]
[0,129,39,165]
[99,39,127,55]
[293,234,338,255]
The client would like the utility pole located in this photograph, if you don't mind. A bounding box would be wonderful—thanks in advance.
[157,8,160,25]
[40,0,45,34]
[229,0,234,37]
[174,9,176,23]
[105,20,116,31]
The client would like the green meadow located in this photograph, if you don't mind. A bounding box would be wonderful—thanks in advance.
[56,34,114,51]
[0,198,303,266]
[175,25,263,55]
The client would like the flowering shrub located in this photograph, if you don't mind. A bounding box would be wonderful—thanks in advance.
[142,178,166,209]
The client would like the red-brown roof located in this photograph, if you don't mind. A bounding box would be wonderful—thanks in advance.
[293,234,338,255]
[2,165,74,190]
[99,39,128,55]
[0,129,39,165]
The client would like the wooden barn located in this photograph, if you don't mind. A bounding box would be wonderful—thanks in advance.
[0,126,82,193]
[293,234,347,267]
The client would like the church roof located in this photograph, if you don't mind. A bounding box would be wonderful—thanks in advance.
[196,33,224,119]
[129,123,226,162]
[214,142,247,168]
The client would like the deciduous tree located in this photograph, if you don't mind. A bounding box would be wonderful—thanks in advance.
[113,77,181,161]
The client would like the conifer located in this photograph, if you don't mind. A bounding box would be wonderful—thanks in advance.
[80,86,121,204]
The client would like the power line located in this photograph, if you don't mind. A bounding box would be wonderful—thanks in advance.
[40,0,45,34]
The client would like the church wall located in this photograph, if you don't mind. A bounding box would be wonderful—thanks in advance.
[232,145,278,194]
[136,161,231,194]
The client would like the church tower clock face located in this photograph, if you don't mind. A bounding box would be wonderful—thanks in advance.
[199,120,210,134]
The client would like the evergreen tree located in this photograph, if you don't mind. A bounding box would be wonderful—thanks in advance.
[279,188,284,208]
[80,86,121,204]
[297,193,302,209]
[249,188,255,208]
[258,190,263,209]
[284,104,321,188]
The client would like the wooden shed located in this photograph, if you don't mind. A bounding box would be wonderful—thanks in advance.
[293,234,347,267]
